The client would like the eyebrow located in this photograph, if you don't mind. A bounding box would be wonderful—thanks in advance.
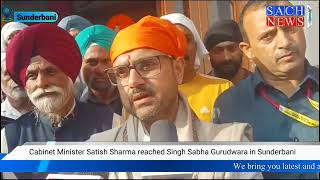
[257,28,276,40]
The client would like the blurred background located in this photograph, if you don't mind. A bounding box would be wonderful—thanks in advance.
[1,0,319,67]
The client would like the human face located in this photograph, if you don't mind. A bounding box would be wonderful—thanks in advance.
[239,3,306,77]
[175,24,197,67]
[82,45,113,92]
[112,49,184,122]
[1,61,28,100]
[209,41,242,80]
[25,56,74,113]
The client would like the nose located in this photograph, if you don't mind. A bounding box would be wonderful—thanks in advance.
[35,72,49,89]
[277,30,292,49]
[95,62,109,76]
[127,69,145,88]
[223,49,232,61]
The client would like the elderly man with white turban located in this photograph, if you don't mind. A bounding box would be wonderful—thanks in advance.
[1,22,28,53]
[161,13,233,123]
[1,22,32,128]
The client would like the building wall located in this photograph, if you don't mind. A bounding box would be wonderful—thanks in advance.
[291,1,319,66]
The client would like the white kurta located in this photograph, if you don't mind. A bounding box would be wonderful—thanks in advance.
[88,95,263,179]
[1,99,23,119]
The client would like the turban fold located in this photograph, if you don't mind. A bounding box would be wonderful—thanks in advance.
[75,25,116,59]
[161,13,208,69]
[1,22,28,53]
[204,20,243,51]
[6,24,82,87]
[106,14,135,31]
[110,15,187,64]
[58,15,92,31]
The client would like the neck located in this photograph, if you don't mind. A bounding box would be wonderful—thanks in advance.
[230,68,246,85]
[260,65,305,97]
[7,96,33,114]
[56,96,75,117]
[182,66,197,83]
[91,88,117,105]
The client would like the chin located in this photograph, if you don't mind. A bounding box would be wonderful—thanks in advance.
[136,106,158,121]
[33,96,64,113]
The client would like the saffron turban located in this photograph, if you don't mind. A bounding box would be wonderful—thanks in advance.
[110,15,187,64]
[6,24,82,87]
[75,25,116,59]
[106,14,135,31]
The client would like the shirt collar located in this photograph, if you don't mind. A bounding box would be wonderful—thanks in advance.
[252,60,319,91]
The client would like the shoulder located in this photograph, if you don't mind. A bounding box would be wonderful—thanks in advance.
[11,112,37,127]
[197,73,233,87]
[195,120,253,141]
[77,101,112,115]
[215,75,253,105]
[87,126,123,142]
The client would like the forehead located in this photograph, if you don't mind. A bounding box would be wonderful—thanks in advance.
[243,1,292,32]
[84,45,109,59]
[215,41,237,48]
[27,55,59,71]
[113,48,167,66]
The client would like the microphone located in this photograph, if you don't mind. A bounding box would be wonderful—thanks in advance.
[144,120,192,179]
[150,120,178,142]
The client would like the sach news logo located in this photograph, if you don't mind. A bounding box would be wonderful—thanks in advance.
[266,5,312,28]
[2,7,58,23]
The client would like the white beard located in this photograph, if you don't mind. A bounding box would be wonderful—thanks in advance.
[27,78,74,126]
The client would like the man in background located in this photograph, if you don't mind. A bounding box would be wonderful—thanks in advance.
[1,22,29,103]
[1,53,33,128]
[214,1,318,179]
[161,13,232,123]
[204,20,251,84]
[76,25,122,127]
[1,22,31,127]
[57,15,92,38]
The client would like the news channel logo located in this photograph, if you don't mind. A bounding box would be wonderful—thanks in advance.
[2,7,13,22]
[2,6,58,23]
[266,5,312,28]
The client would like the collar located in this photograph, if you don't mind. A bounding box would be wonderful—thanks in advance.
[252,60,319,94]
[125,93,194,141]
[1,98,22,119]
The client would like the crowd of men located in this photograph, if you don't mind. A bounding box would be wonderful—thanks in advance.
[0,0,318,179]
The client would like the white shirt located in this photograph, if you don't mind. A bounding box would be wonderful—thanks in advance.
[1,98,23,119]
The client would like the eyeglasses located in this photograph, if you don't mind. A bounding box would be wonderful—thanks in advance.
[105,55,172,86]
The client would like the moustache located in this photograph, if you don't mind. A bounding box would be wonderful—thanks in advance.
[275,47,298,60]
[129,86,154,100]
[30,86,63,100]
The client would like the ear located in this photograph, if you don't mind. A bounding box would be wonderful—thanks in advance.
[172,57,185,84]
[239,42,255,59]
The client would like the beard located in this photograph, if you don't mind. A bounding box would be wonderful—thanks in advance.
[1,81,28,100]
[212,57,242,80]
[28,79,74,127]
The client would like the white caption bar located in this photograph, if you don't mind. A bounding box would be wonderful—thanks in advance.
[3,144,319,160]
